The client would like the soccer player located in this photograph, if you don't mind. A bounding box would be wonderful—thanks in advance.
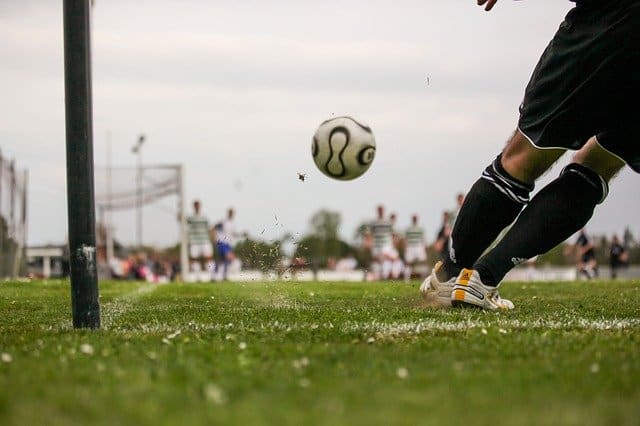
[369,205,396,280]
[186,200,214,281]
[404,214,428,280]
[609,234,628,280]
[422,0,638,309]
[388,212,404,279]
[574,228,598,280]
[214,207,238,281]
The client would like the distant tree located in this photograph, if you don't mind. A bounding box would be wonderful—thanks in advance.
[536,242,573,266]
[235,238,282,273]
[293,209,356,269]
[310,210,341,240]
[623,227,636,248]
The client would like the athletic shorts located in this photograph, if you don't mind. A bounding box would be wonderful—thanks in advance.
[518,0,640,172]
[189,242,213,259]
[404,245,427,263]
[581,250,596,263]
[372,245,399,260]
[217,241,233,258]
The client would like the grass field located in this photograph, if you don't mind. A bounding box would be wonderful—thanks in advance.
[1,279,639,425]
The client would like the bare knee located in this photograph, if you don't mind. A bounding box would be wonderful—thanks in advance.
[500,130,564,184]
[573,137,625,182]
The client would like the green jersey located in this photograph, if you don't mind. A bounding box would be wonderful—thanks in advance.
[405,225,425,247]
[370,219,393,249]
[187,214,210,244]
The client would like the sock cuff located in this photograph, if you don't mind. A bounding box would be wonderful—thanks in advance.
[481,154,534,205]
[561,163,609,204]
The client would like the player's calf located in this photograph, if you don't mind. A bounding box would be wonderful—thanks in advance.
[443,152,534,279]
[474,162,610,287]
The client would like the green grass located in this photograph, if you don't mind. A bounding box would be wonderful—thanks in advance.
[1,279,639,426]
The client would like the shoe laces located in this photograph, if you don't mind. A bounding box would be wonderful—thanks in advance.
[488,288,513,309]
[488,288,504,303]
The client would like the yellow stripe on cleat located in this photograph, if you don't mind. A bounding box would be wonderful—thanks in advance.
[453,289,466,301]
[458,269,472,285]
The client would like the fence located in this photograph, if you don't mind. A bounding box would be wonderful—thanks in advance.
[0,149,28,278]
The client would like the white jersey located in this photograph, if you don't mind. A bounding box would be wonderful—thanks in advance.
[217,218,236,245]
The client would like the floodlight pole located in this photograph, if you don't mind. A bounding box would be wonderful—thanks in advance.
[63,0,101,329]
[178,165,188,279]
[132,134,145,249]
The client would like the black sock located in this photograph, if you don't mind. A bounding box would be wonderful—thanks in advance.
[475,163,608,285]
[443,155,533,279]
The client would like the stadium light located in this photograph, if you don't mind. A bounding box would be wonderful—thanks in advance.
[63,0,100,328]
[132,134,145,248]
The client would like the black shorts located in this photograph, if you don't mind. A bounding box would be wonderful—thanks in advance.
[581,251,596,263]
[518,0,640,172]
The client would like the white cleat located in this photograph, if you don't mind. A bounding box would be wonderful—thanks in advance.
[451,268,514,310]
[420,261,456,307]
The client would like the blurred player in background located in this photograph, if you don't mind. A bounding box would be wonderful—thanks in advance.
[186,200,214,281]
[403,214,428,281]
[388,212,404,279]
[368,205,397,280]
[575,228,598,279]
[448,193,465,230]
[422,0,638,309]
[609,234,628,279]
[433,210,452,261]
[214,207,238,281]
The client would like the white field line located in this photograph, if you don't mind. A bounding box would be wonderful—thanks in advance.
[108,317,640,336]
[101,283,165,329]
[41,283,164,332]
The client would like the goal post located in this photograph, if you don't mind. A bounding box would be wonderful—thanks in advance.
[63,0,101,329]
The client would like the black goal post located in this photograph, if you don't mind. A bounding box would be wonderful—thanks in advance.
[63,0,101,328]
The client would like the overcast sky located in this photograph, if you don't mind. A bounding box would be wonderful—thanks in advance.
[1,0,638,248]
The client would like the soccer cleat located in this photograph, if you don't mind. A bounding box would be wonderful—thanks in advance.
[451,268,514,310]
[419,261,455,307]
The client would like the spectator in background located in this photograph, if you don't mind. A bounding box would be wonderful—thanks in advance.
[186,200,214,281]
[433,211,452,261]
[609,234,628,279]
[448,192,465,230]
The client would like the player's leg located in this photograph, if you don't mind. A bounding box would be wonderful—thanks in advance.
[392,258,404,280]
[471,138,624,287]
[379,247,393,280]
[422,131,562,306]
[403,249,413,281]
[221,244,232,280]
[441,129,564,280]
[201,243,214,281]
[452,0,638,308]
[188,244,204,282]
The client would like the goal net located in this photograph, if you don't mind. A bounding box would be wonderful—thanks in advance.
[94,164,187,276]
[0,150,28,278]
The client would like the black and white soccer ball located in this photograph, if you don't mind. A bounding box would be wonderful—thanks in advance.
[311,116,376,181]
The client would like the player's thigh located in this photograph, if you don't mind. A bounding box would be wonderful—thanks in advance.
[573,137,626,182]
[405,246,426,264]
[500,130,565,184]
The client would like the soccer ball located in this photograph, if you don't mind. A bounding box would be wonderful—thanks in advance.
[311,116,376,180]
